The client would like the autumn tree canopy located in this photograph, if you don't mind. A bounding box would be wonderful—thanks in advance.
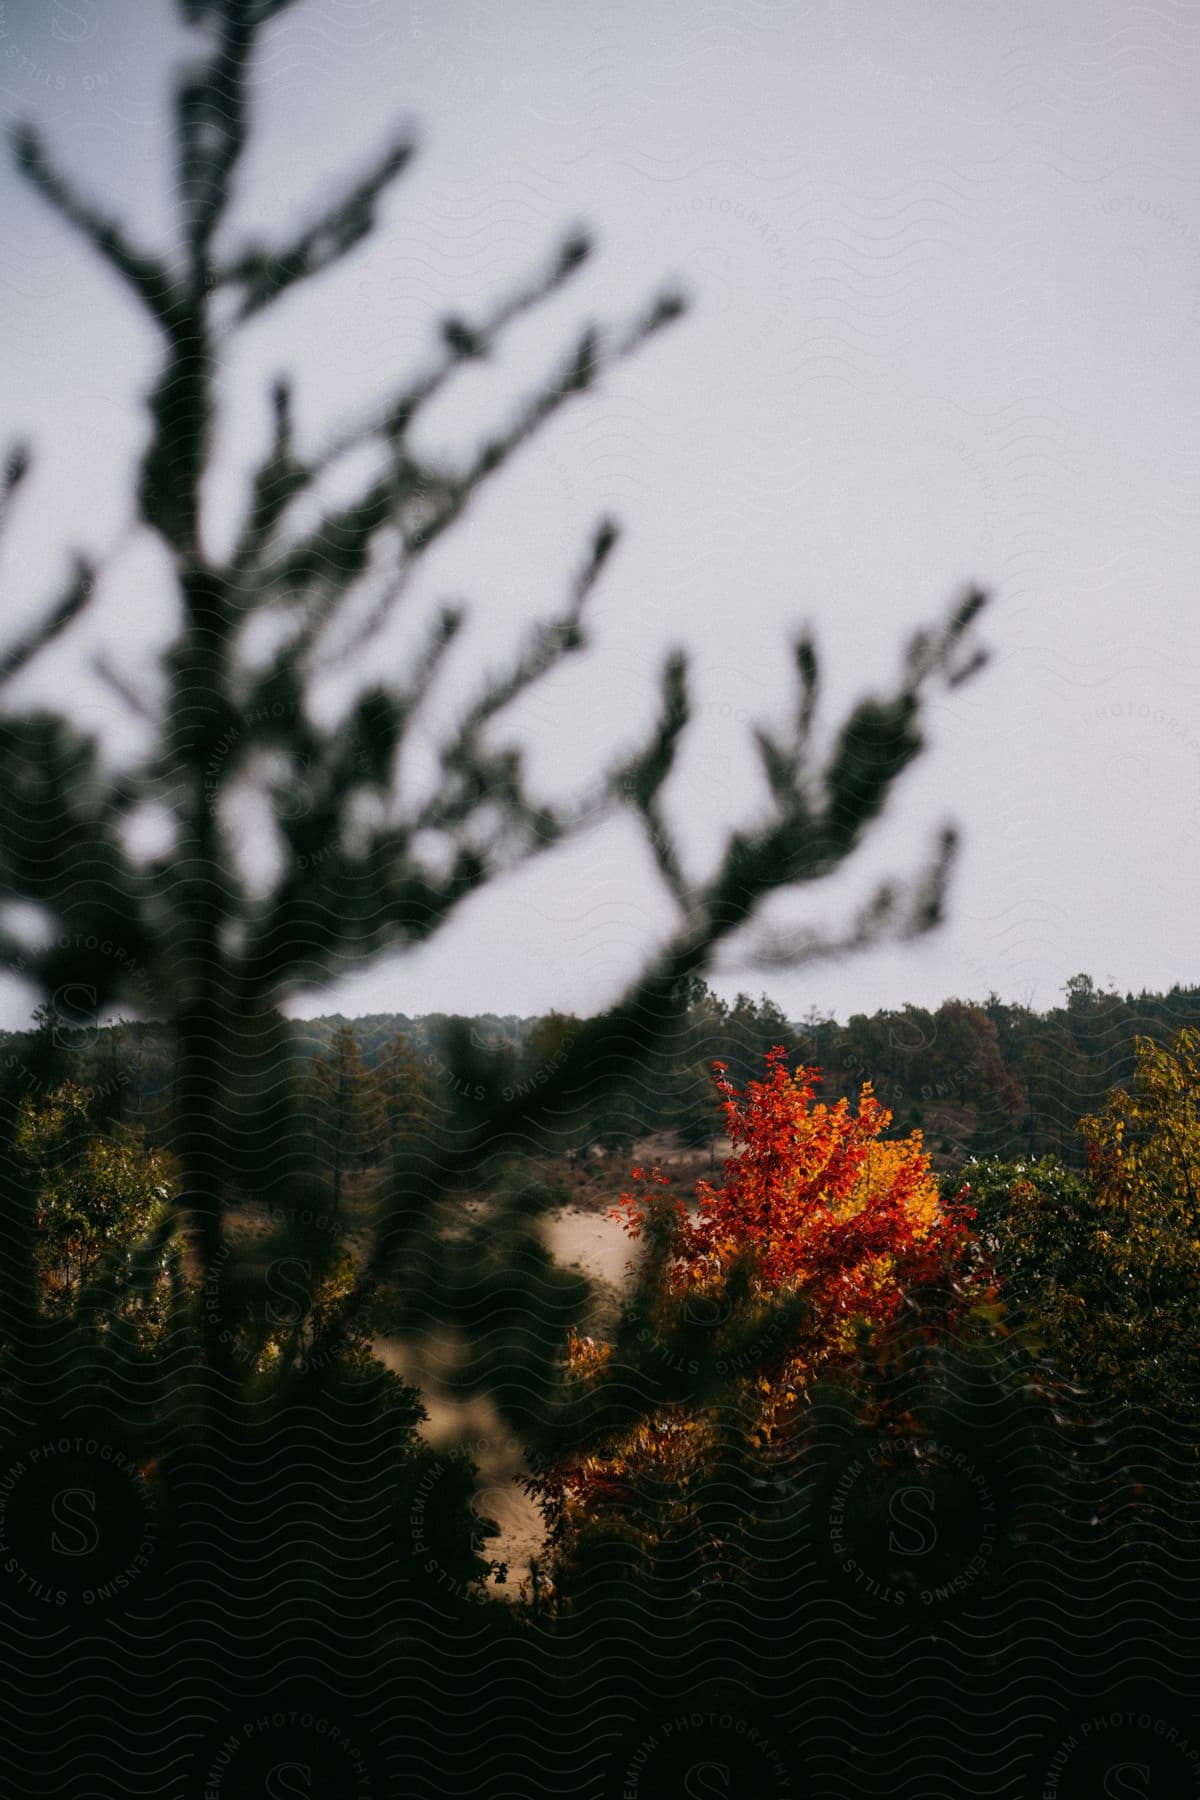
[536,1050,981,1598]
[619,1047,975,1355]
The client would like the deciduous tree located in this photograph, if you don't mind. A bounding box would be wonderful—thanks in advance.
[954,1030,1200,1405]
[536,1050,979,1595]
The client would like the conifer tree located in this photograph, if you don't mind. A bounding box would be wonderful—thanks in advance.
[0,0,986,1398]
[373,1032,434,1161]
[306,1022,384,1204]
[0,0,989,1784]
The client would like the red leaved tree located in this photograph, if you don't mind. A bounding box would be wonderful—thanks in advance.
[619,1046,975,1352]
[532,1049,981,1601]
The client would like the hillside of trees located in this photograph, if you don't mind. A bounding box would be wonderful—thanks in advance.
[9,971,1198,1176]
[8,1009,1200,1796]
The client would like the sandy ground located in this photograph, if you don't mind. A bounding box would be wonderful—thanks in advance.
[543,1202,637,1291]
[376,1201,636,1595]
[237,1149,724,1596]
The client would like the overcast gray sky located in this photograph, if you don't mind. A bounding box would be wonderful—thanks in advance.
[2,0,1199,1029]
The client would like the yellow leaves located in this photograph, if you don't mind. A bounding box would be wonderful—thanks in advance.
[840,1132,940,1233]
[1083,1030,1200,1245]
[565,1329,615,1383]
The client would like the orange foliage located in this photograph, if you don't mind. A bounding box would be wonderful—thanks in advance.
[615,1047,970,1354]
[536,1052,978,1591]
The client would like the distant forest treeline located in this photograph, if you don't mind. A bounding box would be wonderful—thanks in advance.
[5,972,1199,1172]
